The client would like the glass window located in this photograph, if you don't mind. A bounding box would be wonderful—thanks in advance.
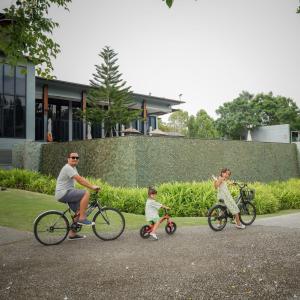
[16,66,26,96]
[0,107,3,136]
[3,95,14,137]
[0,64,3,94]
[4,64,15,95]
[15,97,26,137]
[35,101,44,140]
[148,116,157,130]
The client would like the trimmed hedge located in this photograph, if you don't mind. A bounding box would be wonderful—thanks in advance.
[1,169,299,216]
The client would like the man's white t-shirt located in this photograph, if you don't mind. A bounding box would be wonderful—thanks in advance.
[145,198,162,221]
[55,164,78,200]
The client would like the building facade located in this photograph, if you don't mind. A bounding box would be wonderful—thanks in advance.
[0,60,182,161]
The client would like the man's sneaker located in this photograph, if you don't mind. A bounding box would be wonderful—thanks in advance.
[68,234,86,241]
[149,233,159,240]
[77,219,95,226]
[235,223,246,229]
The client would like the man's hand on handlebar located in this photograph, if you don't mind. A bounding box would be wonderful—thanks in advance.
[91,185,101,192]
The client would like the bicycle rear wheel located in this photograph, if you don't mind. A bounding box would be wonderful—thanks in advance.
[239,202,256,225]
[33,211,69,245]
[140,225,151,239]
[207,205,227,231]
[92,208,125,240]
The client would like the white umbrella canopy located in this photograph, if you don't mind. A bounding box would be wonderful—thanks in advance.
[149,128,168,136]
[121,127,142,135]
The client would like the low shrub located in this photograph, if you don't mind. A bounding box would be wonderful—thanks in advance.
[269,179,300,210]
[0,169,299,216]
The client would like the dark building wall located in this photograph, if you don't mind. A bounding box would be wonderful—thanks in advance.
[41,136,299,187]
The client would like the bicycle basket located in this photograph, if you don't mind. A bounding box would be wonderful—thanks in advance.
[242,188,255,201]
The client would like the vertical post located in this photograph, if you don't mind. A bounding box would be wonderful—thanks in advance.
[68,101,73,141]
[82,91,86,140]
[43,85,48,142]
[143,100,147,135]
[101,105,105,138]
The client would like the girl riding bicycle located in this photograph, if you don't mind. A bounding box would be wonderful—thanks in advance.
[145,187,170,240]
[213,168,245,229]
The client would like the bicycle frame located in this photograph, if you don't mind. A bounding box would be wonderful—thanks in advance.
[61,195,109,229]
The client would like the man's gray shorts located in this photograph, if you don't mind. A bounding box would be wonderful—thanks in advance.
[58,189,86,212]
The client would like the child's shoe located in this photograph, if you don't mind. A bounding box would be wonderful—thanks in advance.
[235,223,246,229]
[149,233,159,240]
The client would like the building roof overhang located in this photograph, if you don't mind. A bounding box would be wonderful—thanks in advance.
[36,76,185,115]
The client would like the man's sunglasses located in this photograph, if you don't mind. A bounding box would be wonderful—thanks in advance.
[69,156,80,160]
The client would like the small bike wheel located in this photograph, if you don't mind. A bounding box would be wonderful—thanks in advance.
[140,225,151,239]
[165,222,177,235]
[207,205,227,231]
[92,208,125,241]
[33,210,69,246]
[239,202,256,225]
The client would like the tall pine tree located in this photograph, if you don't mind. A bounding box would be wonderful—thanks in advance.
[84,46,140,137]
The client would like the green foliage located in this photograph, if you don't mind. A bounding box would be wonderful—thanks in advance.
[216,91,300,139]
[167,110,189,135]
[158,181,216,217]
[82,46,140,137]
[187,109,219,138]
[2,169,300,217]
[158,118,173,132]
[0,0,71,78]
[252,93,300,131]
[250,182,280,214]
[269,179,300,209]
[216,91,260,139]
[0,169,56,195]
[163,0,174,8]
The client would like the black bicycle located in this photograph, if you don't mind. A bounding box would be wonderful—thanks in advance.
[33,192,125,245]
[207,182,256,231]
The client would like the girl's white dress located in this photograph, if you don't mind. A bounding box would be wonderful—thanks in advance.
[217,180,240,215]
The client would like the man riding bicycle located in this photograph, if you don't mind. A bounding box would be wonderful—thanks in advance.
[55,152,100,240]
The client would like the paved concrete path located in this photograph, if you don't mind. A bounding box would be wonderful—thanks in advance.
[254,212,300,229]
[0,226,33,246]
[0,215,300,299]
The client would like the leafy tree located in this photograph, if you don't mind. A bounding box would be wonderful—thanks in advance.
[167,110,189,134]
[0,0,71,78]
[252,92,300,130]
[163,0,174,8]
[158,118,173,132]
[187,109,219,138]
[83,46,140,137]
[215,91,260,139]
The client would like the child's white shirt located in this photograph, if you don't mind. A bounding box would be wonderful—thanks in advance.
[145,198,162,221]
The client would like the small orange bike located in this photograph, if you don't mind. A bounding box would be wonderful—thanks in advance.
[139,209,177,238]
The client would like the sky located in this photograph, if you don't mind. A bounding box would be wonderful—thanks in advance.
[2,0,300,121]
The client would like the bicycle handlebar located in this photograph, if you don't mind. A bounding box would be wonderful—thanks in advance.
[232,181,247,189]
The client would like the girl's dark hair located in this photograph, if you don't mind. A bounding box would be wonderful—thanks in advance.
[148,186,157,196]
[220,168,231,176]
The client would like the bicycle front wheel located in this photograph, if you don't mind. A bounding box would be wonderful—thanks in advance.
[33,211,69,246]
[239,202,256,225]
[207,205,227,231]
[92,208,125,241]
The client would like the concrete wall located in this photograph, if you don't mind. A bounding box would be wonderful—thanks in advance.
[12,141,45,171]
[251,124,290,143]
[40,136,299,187]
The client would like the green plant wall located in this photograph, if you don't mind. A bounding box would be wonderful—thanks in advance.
[41,136,299,187]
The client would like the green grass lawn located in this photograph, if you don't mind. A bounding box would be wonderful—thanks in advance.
[0,189,299,232]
